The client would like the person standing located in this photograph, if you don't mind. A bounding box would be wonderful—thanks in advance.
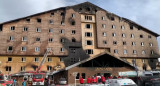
[22,80,25,86]
[13,78,17,86]
[101,75,105,84]
[87,76,91,84]
[80,76,84,84]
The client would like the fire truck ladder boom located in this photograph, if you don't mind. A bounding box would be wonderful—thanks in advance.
[37,49,50,72]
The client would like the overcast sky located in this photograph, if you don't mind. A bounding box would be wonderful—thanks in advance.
[0,0,160,51]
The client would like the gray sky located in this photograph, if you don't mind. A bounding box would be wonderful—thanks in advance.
[0,0,160,51]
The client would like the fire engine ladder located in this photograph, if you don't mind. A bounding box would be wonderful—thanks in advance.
[37,49,50,72]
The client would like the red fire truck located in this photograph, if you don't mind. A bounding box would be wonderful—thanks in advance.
[0,74,14,86]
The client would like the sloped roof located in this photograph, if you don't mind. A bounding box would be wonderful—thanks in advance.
[0,1,159,36]
[50,51,135,75]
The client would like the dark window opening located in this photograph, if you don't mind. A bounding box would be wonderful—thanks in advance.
[26,18,30,22]
[138,28,141,30]
[0,26,2,32]
[71,48,76,53]
[71,21,75,25]
[37,18,41,23]
[36,38,40,41]
[86,8,90,11]
[111,17,114,21]
[82,73,86,79]
[123,41,126,45]
[10,26,15,30]
[47,66,52,71]
[60,38,65,43]
[85,32,92,37]
[86,24,91,28]
[8,57,12,62]
[86,49,93,54]
[76,73,80,79]
[113,41,117,45]
[35,57,39,62]
[72,38,76,42]
[23,27,28,31]
[148,35,152,38]
[140,35,143,38]
[49,20,53,24]
[8,46,13,51]
[130,26,133,30]
[72,30,76,34]
[61,21,65,25]
[50,12,54,16]
[103,41,107,44]
[6,66,11,71]
[48,58,52,62]
[79,8,82,11]
[61,12,65,16]
[48,38,53,42]
[86,40,92,45]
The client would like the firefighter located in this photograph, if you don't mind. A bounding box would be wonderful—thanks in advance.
[79,76,84,84]
[22,80,25,86]
[13,78,17,86]
[87,76,91,84]
[101,75,105,84]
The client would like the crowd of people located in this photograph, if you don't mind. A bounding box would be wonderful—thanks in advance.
[79,75,127,84]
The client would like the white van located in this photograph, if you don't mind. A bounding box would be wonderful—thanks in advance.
[105,78,137,86]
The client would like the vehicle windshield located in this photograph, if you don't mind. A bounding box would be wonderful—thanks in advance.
[0,75,3,80]
[33,74,43,79]
[121,85,137,86]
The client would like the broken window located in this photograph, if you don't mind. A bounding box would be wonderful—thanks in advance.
[9,36,14,41]
[8,57,12,62]
[86,49,93,54]
[130,26,133,30]
[85,24,91,29]
[48,57,52,62]
[49,20,53,24]
[71,21,75,25]
[21,57,26,62]
[72,38,76,42]
[6,66,11,71]
[85,40,93,45]
[34,57,39,62]
[23,27,28,31]
[85,32,92,37]
[113,41,117,45]
[48,38,53,42]
[60,48,64,52]
[21,46,26,51]
[50,12,54,17]
[140,35,143,38]
[21,66,25,71]
[26,18,30,22]
[36,28,41,32]
[61,12,65,16]
[10,26,15,31]
[36,38,40,41]
[111,17,114,21]
[72,30,76,34]
[37,18,41,23]
[35,47,40,52]
[49,29,53,33]
[22,36,27,41]
[8,46,13,52]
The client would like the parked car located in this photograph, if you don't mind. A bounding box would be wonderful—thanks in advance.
[105,78,137,86]
[59,78,67,85]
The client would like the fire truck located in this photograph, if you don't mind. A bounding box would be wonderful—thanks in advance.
[0,74,14,86]
[32,49,50,86]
